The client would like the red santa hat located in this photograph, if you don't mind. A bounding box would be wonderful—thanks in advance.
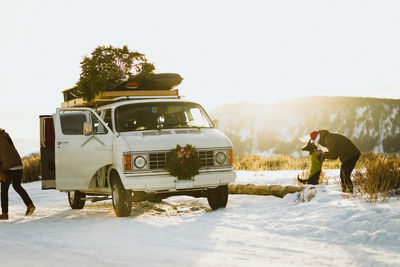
[310,131,320,144]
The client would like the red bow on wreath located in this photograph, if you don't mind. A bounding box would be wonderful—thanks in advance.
[165,144,200,180]
[177,148,191,165]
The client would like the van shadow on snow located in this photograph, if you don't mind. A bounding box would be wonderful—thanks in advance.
[129,197,210,217]
[6,196,214,221]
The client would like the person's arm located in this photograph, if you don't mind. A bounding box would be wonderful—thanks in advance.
[322,151,338,161]
[321,137,339,161]
[315,150,323,162]
[0,137,5,165]
[0,162,6,182]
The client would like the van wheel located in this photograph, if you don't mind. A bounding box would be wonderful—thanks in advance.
[68,190,86,209]
[111,173,132,217]
[207,185,228,210]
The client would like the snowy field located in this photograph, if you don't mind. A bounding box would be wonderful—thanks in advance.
[1,170,399,267]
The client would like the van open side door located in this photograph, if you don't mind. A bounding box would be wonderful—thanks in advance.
[40,115,56,189]
[53,108,113,191]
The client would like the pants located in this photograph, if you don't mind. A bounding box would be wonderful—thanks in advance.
[1,170,33,214]
[340,156,360,193]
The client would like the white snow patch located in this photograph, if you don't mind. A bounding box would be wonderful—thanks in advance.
[330,113,338,122]
[390,106,399,119]
[373,144,384,154]
[1,171,399,267]
[239,128,251,142]
[356,106,367,119]
[352,121,364,138]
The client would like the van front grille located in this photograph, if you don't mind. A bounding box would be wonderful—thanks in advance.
[149,153,166,169]
[148,150,214,170]
[198,151,214,168]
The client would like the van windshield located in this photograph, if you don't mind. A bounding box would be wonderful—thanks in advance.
[115,102,213,132]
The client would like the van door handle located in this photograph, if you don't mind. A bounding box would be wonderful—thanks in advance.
[57,141,69,145]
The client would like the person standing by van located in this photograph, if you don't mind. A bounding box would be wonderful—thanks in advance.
[0,128,35,220]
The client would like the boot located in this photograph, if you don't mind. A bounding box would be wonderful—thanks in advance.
[347,184,354,194]
[0,213,8,220]
[341,184,354,193]
[25,204,36,216]
[341,184,347,192]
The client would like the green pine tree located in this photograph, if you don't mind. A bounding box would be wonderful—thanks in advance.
[76,45,155,101]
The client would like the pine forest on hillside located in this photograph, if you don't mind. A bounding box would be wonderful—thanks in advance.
[211,96,400,155]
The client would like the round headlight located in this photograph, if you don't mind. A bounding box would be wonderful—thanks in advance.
[134,156,147,169]
[215,152,227,165]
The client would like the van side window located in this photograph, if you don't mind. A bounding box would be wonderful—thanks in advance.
[60,112,88,135]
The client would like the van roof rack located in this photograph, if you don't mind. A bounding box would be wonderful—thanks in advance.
[61,89,180,108]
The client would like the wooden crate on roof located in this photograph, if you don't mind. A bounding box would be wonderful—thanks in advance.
[61,89,180,108]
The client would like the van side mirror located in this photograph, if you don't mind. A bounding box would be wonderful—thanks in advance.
[212,119,219,129]
[83,122,93,136]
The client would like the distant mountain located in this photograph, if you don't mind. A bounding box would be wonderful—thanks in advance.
[210,96,400,155]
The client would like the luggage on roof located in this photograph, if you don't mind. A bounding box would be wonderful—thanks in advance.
[116,73,183,91]
[61,73,183,108]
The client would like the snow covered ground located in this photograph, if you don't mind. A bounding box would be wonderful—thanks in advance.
[1,170,399,267]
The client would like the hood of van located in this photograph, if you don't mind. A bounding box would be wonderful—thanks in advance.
[120,128,232,152]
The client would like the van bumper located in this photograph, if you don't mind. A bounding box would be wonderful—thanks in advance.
[121,169,236,193]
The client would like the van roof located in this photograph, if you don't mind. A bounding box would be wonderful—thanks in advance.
[96,98,197,110]
[61,89,181,108]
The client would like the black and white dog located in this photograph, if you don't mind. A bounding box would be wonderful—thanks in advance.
[297,140,323,185]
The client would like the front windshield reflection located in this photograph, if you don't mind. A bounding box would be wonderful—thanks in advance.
[115,102,213,132]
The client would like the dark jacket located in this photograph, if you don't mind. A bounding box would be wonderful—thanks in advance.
[318,130,361,163]
[0,129,22,171]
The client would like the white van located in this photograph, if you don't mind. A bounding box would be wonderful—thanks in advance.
[40,93,235,216]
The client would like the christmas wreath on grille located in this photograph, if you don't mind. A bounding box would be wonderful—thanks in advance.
[165,144,201,180]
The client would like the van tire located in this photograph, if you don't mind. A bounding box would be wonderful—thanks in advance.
[68,190,86,209]
[207,185,228,210]
[110,172,132,217]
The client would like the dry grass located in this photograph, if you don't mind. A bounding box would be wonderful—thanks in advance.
[22,153,41,183]
[353,155,400,202]
[233,154,340,171]
[233,153,400,171]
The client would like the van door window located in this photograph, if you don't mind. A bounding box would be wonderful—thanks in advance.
[60,110,108,135]
[60,112,89,135]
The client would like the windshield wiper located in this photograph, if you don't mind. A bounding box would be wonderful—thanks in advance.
[183,125,202,130]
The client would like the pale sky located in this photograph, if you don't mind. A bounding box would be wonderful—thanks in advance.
[1,0,400,140]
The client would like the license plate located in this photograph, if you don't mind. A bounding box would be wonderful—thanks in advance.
[176,180,194,189]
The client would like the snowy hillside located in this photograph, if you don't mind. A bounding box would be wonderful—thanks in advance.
[1,171,399,266]
[211,96,400,155]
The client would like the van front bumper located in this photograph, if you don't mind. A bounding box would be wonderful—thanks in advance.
[121,169,236,193]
